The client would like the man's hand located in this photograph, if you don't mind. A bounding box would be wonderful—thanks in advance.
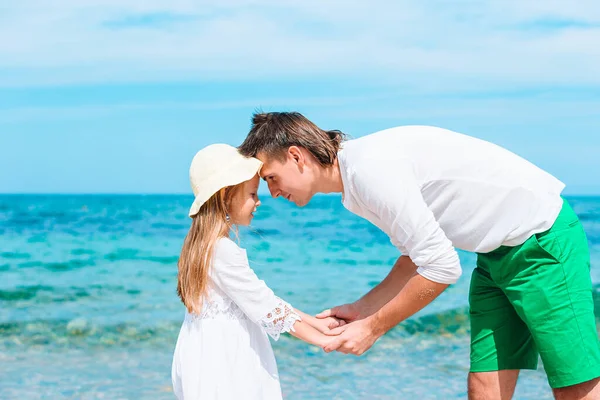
[322,318,380,356]
[311,316,347,334]
[316,302,364,326]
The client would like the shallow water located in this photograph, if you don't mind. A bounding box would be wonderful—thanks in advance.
[1,194,599,399]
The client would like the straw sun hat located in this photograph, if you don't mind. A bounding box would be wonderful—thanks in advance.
[188,144,262,217]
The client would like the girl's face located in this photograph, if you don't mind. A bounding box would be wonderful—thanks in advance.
[229,175,261,226]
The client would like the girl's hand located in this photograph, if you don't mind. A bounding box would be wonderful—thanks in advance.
[312,316,347,334]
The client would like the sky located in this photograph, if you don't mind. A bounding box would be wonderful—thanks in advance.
[1,1,599,194]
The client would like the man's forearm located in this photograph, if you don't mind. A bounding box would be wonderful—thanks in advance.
[369,272,449,336]
[356,256,418,317]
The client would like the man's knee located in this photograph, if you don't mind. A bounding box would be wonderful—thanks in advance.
[468,370,519,400]
[553,377,600,400]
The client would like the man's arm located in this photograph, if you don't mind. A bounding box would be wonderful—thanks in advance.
[321,156,461,352]
[316,256,417,323]
[323,272,448,355]
[354,255,418,317]
[369,272,448,335]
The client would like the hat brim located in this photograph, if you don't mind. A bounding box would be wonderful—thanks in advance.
[188,157,262,217]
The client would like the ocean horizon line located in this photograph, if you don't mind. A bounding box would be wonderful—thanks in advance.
[0,192,344,197]
[1,192,599,198]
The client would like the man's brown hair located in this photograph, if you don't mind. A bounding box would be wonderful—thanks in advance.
[238,112,347,166]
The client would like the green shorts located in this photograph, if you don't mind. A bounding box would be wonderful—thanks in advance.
[469,198,600,388]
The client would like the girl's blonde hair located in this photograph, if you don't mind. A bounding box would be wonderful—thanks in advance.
[177,184,241,313]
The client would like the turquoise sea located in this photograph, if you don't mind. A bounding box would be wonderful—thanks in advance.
[1,194,599,399]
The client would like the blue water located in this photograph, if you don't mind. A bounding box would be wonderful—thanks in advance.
[1,194,599,399]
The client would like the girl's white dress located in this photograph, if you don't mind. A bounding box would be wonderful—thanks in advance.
[171,237,301,399]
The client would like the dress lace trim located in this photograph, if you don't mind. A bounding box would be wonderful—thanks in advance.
[258,297,302,341]
[185,297,248,322]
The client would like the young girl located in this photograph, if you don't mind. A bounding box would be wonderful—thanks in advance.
[171,144,338,399]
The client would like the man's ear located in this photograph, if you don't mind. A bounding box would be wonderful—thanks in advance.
[288,146,305,167]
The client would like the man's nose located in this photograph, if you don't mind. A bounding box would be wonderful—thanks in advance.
[268,182,280,198]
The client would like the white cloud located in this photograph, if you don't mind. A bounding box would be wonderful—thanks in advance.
[1,0,599,88]
[0,94,386,122]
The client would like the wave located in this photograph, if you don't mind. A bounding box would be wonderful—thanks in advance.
[0,284,138,304]
[0,318,179,348]
[1,251,178,270]
[103,249,178,264]
[4,285,600,349]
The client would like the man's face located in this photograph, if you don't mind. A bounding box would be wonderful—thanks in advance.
[257,149,314,207]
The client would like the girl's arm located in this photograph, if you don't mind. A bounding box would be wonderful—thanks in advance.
[209,240,339,348]
[259,303,334,348]
[288,319,331,347]
[294,309,345,334]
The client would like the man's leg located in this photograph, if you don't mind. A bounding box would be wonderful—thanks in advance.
[500,201,600,393]
[468,370,520,400]
[553,377,600,400]
[469,259,539,399]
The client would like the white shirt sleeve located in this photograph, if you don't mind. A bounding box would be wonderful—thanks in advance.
[349,157,462,284]
[211,239,301,339]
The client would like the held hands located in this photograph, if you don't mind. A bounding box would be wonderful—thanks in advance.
[316,302,364,325]
[322,318,380,355]
[311,316,347,334]
[314,302,381,355]
[309,302,362,335]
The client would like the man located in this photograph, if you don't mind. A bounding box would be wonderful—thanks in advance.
[238,112,600,399]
